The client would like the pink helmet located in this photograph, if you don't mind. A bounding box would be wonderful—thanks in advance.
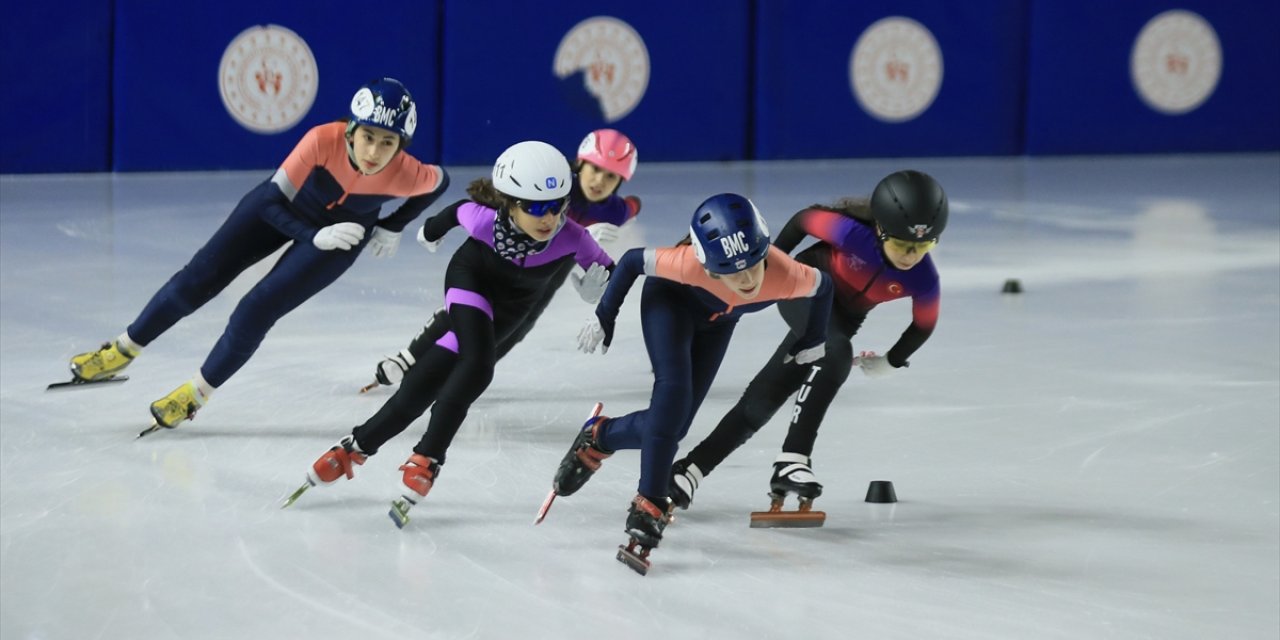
[577,129,638,181]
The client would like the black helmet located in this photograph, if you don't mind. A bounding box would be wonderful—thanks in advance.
[870,170,948,242]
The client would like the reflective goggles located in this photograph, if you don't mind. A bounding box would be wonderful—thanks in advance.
[881,235,938,255]
[518,198,568,218]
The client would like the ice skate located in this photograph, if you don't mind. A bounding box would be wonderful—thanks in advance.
[281,436,368,508]
[138,382,206,438]
[360,349,415,393]
[388,454,441,529]
[534,403,608,524]
[52,341,136,389]
[616,494,674,576]
[749,453,826,528]
[669,459,704,510]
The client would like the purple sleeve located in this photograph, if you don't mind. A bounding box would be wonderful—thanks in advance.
[573,224,614,269]
[456,202,497,244]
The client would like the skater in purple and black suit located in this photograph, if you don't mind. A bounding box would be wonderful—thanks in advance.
[669,171,947,513]
[363,129,643,390]
[65,78,448,432]
[287,141,614,528]
[540,193,835,572]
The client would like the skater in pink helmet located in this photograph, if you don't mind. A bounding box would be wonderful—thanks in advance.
[360,128,642,392]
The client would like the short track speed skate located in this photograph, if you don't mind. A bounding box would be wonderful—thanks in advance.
[749,493,826,528]
[137,382,203,439]
[616,495,673,576]
[534,402,607,524]
[52,340,137,390]
[281,436,368,508]
[749,453,826,528]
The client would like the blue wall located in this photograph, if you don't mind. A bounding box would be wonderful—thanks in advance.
[754,0,1028,159]
[1,0,1275,173]
[1,1,112,173]
[1024,0,1280,154]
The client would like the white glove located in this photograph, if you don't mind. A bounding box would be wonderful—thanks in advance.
[313,222,366,251]
[374,349,416,386]
[587,223,620,244]
[853,351,896,377]
[570,263,611,304]
[577,316,608,354]
[784,343,826,365]
[367,227,401,258]
[417,225,442,253]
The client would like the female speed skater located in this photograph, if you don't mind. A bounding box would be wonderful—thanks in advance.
[283,141,616,530]
[360,128,642,392]
[669,170,947,525]
[63,78,448,436]
[536,193,835,574]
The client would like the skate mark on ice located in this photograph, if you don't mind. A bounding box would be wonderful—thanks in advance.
[235,537,412,638]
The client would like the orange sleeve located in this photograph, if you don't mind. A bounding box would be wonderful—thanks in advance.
[652,245,720,288]
[757,246,820,300]
[276,125,329,193]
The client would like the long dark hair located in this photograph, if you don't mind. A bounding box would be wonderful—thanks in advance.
[466,178,516,211]
[820,196,874,224]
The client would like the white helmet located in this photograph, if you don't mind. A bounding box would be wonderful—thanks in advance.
[491,141,572,201]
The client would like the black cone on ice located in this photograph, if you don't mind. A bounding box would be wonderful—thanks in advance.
[865,480,897,503]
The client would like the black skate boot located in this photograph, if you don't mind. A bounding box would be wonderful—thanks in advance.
[552,409,612,497]
[535,403,610,524]
[669,459,704,510]
[617,494,674,576]
[751,453,826,528]
[769,452,823,500]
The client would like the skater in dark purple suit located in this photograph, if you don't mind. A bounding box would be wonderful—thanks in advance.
[283,141,614,528]
[361,128,642,391]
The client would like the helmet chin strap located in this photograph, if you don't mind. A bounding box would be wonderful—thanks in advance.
[342,123,367,172]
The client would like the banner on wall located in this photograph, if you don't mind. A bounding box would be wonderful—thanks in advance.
[440,1,750,165]
[217,24,319,134]
[849,17,944,124]
[552,17,650,124]
[1128,10,1222,116]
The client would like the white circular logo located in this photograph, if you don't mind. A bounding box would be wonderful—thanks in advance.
[219,24,318,134]
[554,16,649,122]
[849,17,944,123]
[350,87,375,119]
[1130,10,1221,115]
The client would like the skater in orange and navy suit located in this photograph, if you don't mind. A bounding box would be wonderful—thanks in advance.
[541,193,834,573]
[669,171,947,515]
[66,78,448,433]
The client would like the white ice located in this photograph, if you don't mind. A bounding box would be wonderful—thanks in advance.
[2,154,1277,640]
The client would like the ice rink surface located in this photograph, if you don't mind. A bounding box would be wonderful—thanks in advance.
[2,154,1277,640]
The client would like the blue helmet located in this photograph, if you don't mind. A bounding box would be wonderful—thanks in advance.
[689,194,771,274]
[348,78,417,144]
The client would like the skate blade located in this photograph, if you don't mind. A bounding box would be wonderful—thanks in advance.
[136,421,167,439]
[389,499,412,529]
[748,510,827,528]
[358,380,381,394]
[533,490,557,525]
[616,544,651,576]
[280,481,313,509]
[46,376,129,391]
